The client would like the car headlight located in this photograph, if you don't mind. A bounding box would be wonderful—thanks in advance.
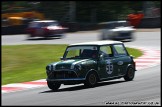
[74,64,82,71]
[46,65,50,71]
[46,65,54,71]
[46,65,50,75]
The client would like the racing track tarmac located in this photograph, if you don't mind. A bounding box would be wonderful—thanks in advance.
[2,65,160,106]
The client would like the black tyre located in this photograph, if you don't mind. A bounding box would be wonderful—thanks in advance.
[124,67,135,81]
[84,72,98,87]
[47,81,61,91]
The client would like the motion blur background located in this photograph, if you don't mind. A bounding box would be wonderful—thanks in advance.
[1,1,161,34]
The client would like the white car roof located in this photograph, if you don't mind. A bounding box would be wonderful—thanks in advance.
[70,40,123,46]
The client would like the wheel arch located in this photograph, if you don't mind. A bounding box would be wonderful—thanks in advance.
[85,69,100,81]
[125,64,135,75]
[124,64,135,81]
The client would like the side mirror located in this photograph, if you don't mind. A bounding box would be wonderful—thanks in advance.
[60,57,64,60]
[130,55,135,59]
[99,54,104,60]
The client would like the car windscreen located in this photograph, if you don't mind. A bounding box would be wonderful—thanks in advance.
[29,22,59,28]
[107,22,129,29]
[64,46,98,59]
[46,22,59,26]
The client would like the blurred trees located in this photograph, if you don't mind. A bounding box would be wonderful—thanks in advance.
[2,1,160,23]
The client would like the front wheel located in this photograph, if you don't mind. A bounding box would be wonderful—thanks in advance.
[84,72,98,87]
[47,81,61,91]
[124,67,135,81]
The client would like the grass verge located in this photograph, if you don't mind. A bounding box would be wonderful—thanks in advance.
[2,44,143,85]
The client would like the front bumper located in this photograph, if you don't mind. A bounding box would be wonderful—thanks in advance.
[46,78,86,85]
[46,69,85,84]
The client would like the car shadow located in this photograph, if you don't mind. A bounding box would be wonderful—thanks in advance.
[39,80,127,94]
[26,37,61,41]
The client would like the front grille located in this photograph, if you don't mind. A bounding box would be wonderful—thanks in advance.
[48,70,77,79]
[55,65,71,70]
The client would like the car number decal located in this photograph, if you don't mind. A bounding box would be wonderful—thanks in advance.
[106,59,113,74]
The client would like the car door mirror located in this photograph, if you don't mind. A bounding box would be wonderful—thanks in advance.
[130,55,134,58]
[60,57,64,60]
[99,54,104,60]
[130,55,135,60]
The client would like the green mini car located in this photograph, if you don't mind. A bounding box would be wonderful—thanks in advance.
[46,40,136,90]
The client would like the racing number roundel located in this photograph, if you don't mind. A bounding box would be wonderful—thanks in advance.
[106,59,113,74]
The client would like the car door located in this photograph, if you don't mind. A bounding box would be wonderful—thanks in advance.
[112,44,130,76]
[98,45,120,79]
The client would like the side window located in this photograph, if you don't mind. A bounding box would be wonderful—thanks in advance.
[100,45,113,57]
[113,44,127,56]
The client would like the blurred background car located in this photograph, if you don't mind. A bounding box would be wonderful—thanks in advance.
[100,20,136,41]
[26,20,68,38]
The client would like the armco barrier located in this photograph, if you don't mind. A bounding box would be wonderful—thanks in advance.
[137,17,161,28]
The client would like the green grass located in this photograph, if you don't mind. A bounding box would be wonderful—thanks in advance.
[126,47,143,59]
[2,44,143,85]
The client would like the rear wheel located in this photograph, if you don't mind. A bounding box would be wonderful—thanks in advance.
[84,72,98,87]
[47,81,61,91]
[124,67,135,81]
